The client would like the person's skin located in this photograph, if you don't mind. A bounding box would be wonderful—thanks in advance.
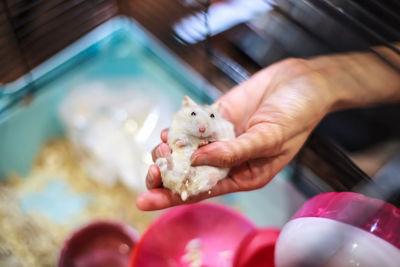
[136,45,400,211]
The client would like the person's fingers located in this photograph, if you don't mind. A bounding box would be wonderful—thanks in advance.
[136,178,239,211]
[161,129,168,143]
[138,159,283,211]
[146,164,162,189]
[136,188,181,211]
[216,68,274,131]
[191,123,282,168]
[151,143,172,162]
[226,158,274,190]
[151,144,160,162]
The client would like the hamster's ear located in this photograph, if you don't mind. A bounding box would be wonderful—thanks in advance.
[211,101,222,113]
[182,96,197,107]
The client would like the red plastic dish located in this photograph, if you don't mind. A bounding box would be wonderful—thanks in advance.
[233,227,280,267]
[293,192,400,249]
[130,202,256,267]
[58,220,139,267]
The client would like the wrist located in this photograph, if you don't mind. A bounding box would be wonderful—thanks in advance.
[308,49,400,113]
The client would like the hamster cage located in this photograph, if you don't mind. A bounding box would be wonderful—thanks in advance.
[0,0,399,265]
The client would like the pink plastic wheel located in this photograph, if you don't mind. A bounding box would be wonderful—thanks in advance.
[293,191,400,249]
[275,192,400,267]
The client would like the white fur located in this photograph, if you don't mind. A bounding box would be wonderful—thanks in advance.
[156,96,235,201]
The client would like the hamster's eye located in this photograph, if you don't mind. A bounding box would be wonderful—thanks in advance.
[210,113,215,118]
[191,112,196,116]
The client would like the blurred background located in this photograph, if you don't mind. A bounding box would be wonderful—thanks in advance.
[0,0,399,266]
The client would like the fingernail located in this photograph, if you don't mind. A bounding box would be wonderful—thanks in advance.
[160,143,170,156]
[191,154,208,166]
[155,147,161,158]
[147,171,154,188]
[161,131,168,141]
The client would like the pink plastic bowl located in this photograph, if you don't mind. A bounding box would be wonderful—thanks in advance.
[58,220,139,267]
[130,202,256,267]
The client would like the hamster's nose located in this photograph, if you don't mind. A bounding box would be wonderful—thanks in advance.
[199,126,206,133]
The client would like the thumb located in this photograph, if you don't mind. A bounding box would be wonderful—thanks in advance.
[191,124,276,168]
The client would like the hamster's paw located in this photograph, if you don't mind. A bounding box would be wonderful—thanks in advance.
[181,190,188,201]
[198,139,210,147]
[176,139,186,147]
[156,158,168,172]
[207,174,220,186]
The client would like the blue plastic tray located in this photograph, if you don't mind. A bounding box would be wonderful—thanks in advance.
[0,16,306,228]
[0,16,221,177]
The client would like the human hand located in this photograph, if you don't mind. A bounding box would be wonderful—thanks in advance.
[136,58,336,210]
[137,49,400,211]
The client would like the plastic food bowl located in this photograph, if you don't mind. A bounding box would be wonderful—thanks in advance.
[130,202,256,267]
[58,220,139,267]
[275,192,400,267]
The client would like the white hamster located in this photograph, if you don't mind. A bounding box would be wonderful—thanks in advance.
[156,96,235,201]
